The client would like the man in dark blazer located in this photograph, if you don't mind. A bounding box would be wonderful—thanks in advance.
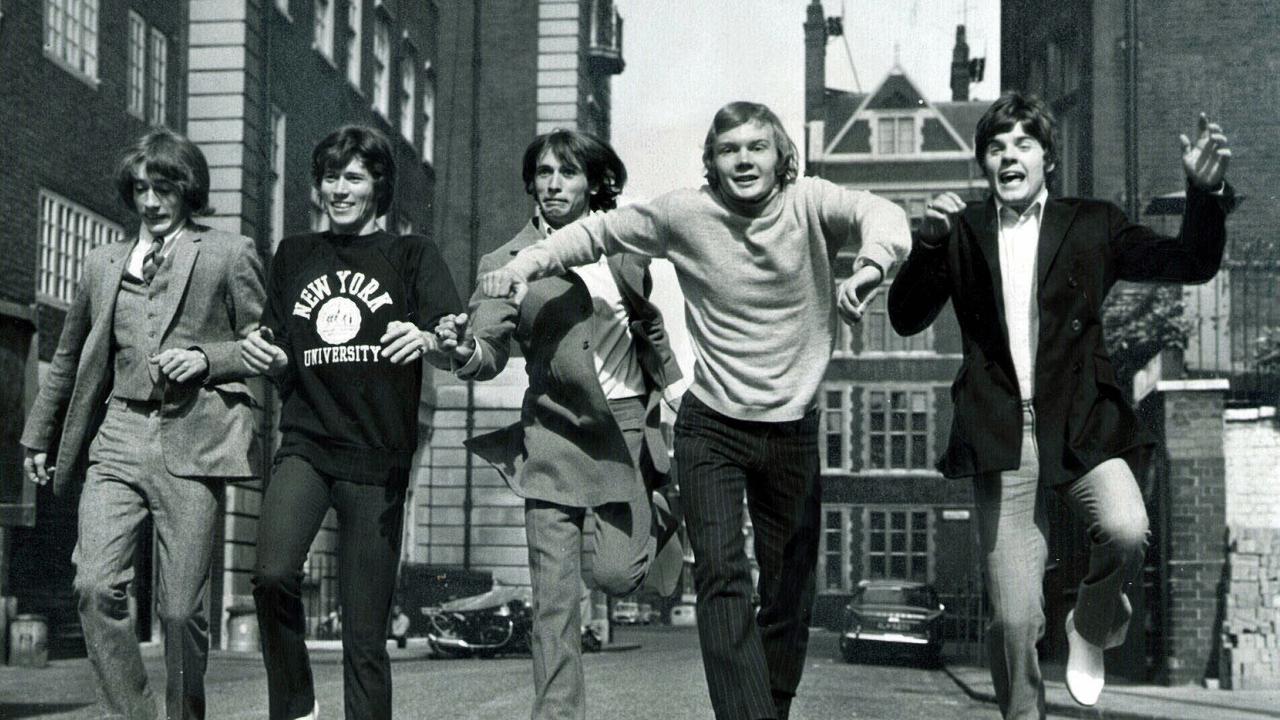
[436,130,684,720]
[889,92,1232,719]
[21,129,264,720]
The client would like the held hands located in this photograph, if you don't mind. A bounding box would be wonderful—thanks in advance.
[918,191,967,245]
[836,263,884,325]
[1180,113,1231,190]
[240,327,289,376]
[478,267,529,304]
[433,313,476,364]
[380,321,439,365]
[22,447,51,486]
[152,348,209,383]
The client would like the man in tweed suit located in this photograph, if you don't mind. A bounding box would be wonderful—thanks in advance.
[21,129,265,720]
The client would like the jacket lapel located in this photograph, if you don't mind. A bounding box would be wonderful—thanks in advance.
[95,242,132,316]
[967,198,1007,330]
[1036,200,1077,293]
[157,226,201,337]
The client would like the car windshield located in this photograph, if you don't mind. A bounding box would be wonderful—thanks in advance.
[857,586,934,608]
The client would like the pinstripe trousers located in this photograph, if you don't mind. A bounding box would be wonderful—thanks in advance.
[674,392,821,720]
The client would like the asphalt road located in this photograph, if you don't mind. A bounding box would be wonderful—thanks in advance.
[1,626,1071,719]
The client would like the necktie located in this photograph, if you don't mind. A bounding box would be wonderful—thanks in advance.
[142,237,164,284]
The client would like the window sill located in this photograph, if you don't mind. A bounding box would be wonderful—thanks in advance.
[44,50,100,89]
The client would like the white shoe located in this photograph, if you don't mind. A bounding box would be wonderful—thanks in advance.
[1065,610,1105,707]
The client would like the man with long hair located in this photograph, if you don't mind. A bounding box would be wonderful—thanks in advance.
[437,128,684,720]
[475,104,911,720]
[22,128,265,719]
[889,92,1232,718]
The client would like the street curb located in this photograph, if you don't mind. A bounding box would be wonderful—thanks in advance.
[941,663,1169,720]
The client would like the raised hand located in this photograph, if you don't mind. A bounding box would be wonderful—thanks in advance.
[836,263,884,325]
[478,267,528,304]
[919,191,966,245]
[1180,113,1231,190]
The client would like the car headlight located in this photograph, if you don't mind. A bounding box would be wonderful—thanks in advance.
[496,603,512,617]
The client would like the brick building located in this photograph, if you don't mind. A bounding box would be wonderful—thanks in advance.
[1002,0,1280,682]
[4,0,440,652]
[2,0,191,656]
[803,0,991,630]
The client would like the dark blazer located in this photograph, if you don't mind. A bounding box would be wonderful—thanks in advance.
[463,220,683,508]
[888,184,1233,486]
[21,223,266,495]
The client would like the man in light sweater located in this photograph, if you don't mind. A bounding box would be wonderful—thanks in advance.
[479,102,911,720]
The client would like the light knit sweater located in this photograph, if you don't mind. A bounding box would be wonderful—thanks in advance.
[506,176,912,422]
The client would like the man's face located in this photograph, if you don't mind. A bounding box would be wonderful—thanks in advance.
[320,156,379,235]
[712,120,780,204]
[982,121,1052,211]
[131,163,189,238]
[533,148,592,229]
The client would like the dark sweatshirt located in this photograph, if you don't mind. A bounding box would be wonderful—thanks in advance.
[263,230,461,483]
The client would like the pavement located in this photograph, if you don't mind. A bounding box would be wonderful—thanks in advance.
[942,655,1280,719]
[2,629,1278,718]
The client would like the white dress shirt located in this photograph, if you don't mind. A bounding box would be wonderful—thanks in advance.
[996,188,1047,401]
[125,222,185,280]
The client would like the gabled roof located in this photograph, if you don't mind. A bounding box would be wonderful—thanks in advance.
[820,68,983,159]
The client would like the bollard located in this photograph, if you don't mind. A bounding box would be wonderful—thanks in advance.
[8,614,48,668]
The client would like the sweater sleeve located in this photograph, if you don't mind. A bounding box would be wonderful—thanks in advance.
[811,177,912,273]
[506,199,670,281]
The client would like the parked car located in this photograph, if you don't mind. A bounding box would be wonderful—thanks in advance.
[669,603,696,627]
[839,580,945,666]
[612,601,641,625]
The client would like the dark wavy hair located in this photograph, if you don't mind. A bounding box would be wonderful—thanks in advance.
[973,91,1058,172]
[522,129,627,212]
[116,128,212,216]
[311,125,397,216]
[701,101,799,190]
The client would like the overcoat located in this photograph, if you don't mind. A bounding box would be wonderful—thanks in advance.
[463,220,682,507]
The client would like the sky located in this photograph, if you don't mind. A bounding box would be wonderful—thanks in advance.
[610,0,1001,202]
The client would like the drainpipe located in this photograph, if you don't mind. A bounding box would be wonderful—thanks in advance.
[1122,0,1140,220]
[462,1,482,570]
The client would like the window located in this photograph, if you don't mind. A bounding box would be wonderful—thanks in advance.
[126,12,145,118]
[38,190,124,305]
[820,507,855,592]
[876,116,915,155]
[371,16,390,117]
[313,0,335,60]
[399,51,415,143]
[865,388,931,471]
[864,508,932,581]
[269,107,287,251]
[147,27,168,125]
[346,0,362,88]
[44,0,99,81]
[821,387,850,473]
[422,69,435,163]
[862,290,932,354]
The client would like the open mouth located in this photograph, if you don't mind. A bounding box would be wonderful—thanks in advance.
[329,202,355,211]
[733,174,759,185]
[997,169,1026,186]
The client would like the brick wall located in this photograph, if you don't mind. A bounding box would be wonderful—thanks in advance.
[1220,527,1280,689]
[1224,408,1280,529]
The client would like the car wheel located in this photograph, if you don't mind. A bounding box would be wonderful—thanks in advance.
[840,642,858,664]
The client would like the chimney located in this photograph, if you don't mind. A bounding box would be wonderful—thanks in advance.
[950,25,970,101]
[804,0,827,124]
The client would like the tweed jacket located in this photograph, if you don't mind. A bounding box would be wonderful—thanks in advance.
[21,222,266,495]
[463,220,683,508]
[888,184,1233,486]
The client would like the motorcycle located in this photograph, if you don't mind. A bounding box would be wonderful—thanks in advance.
[422,585,606,659]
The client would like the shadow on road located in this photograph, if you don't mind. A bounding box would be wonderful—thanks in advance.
[0,703,95,718]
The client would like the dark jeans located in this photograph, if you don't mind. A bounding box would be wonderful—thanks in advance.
[253,455,407,720]
[674,392,821,720]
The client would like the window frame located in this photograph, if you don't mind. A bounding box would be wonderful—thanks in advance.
[43,0,100,84]
[873,114,917,156]
[818,505,855,593]
[371,15,391,117]
[37,189,124,307]
[313,0,335,61]
[421,66,435,164]
[862,506,934,583]
[398,48,416,144]
[147,26,168,126]
[126,11,146,118]
[819,385,852,475]
[346,0,363,89]
[861,385,935,474]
